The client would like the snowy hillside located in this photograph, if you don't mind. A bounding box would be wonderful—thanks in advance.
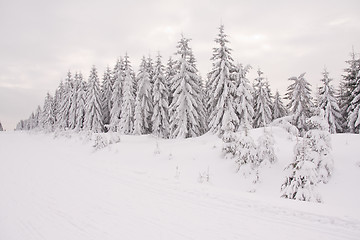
[1,128,360,239]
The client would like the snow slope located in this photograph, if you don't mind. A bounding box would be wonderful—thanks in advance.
[0,128,359,240]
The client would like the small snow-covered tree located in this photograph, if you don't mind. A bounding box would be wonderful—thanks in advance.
[305,111,334,183]
[235,131,259,182]
[101,66,113,129]
[317,69,342,133]
[169,35,205,138]
[133,57,153,135]
[273,90,287,120]
[119,59,135,134]
[152,53,170,138]
[233,64,254,134]
[281,137,321,202]
[207,25,237,134]
[83,66,104,132]
[253,69,272,128]
[53,81,64,128]
[285,73,313,133]
[257,129,277,166]
[0,121,4,131]
[221,113,238,159]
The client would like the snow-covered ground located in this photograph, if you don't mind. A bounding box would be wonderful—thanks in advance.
[1,128,359,239]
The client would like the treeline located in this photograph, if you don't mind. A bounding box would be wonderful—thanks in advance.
[16,25,360,136]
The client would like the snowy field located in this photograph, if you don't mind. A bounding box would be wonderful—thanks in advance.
[1,128,360,239]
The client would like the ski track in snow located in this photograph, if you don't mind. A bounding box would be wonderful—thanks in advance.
[0,132,359,240]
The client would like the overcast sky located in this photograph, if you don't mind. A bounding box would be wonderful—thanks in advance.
[0,0,360,130]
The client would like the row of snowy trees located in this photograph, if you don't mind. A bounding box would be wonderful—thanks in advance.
[16,25,360,137]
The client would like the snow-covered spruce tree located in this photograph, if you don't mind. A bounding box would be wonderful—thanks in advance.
[165,56,177,106]
[83,66,104,132]
[170,35,206,138]
[146,55,155,85]
[68,72,82,129]
[285,73,313,134]
[0,121,3,131]
[152,53,170,138]
[75,74,87,130]
[233,64,254,134]
[207,25,237,134]
[119,58,135,134]
[53,81,64,128]
[339,49,360,132]
[133,57,153,135]
[253,69,272,128]
[221,112,238,159]
[317,69,342,133]
[281,137,321,202]
[58,71,74,130]
[41,92,55,132]
[110,57,125,132]
[101,66,113,129]
[348,67,360,133]
[257,129,277,166]
[305,111,333,183]
[235,130,259,182]
[272,90,288,120]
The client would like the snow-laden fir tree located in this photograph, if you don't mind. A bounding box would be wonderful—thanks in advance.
[146,55,155,85]
[83,66,104,132]
[75,74,86,130]
[165,57,177,106]
[317,69,342,133]
[257,129,277,166]
[281,137,321,202]
[207,25,237,134]
[59,71,74,130]
[0,121,3,131]
[68,72,82,129]
[253,69,272,128]
[339,49,360,132]
[110,57,125,132]
[169,35,206,138]
[285,73,313,134]
[133,57,153,135]
[41,92,55,131]
[101,66,113,129]
[233,64,254,134]
[151,53,170,138]
[348,67,360,133]
[235,130,259,183]
[119,58,135,134]
[53,81,64,128]
[305,111,333,183]
[272,90,288,120]
[221,112,238,159]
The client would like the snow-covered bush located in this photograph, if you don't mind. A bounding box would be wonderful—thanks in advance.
[93,134,109,150]
[198,167,210,183]
[270,115,299,138]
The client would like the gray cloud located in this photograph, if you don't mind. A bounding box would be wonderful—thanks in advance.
[0,0,360,129]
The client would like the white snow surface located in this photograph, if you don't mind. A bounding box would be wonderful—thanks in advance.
[0,127,359,239]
